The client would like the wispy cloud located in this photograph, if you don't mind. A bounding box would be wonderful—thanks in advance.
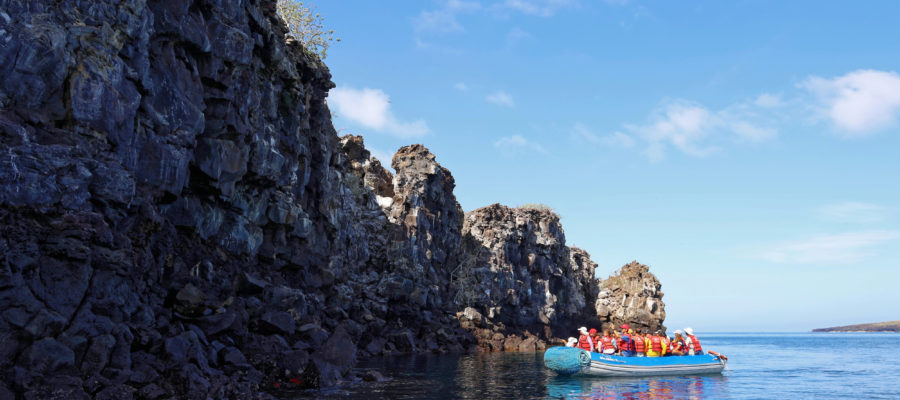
[801,69,900,135]
[817,202,889,223]
[453,82,470,91]
[755,230,900,264]
[486,91,515,107]
[494,134,546,155]
[329,86,430,138]
[615,98,778,161]
[413,0,482,34]
[506,27,531,46]
[503,0,577,17]
[754,93,784,108]
[571,123,634,147]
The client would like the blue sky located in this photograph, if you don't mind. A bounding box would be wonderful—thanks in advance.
[312,0,900,332]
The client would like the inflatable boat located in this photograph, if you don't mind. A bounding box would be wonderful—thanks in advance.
[543,347,727,377]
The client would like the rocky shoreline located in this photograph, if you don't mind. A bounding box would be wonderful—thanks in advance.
[0,0,666,398]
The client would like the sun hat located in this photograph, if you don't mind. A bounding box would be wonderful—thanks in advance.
[684,327,694,336]
[589,328,597,334]
[674,329,684,335]
[620,324,630,330]
[579,326,588,334]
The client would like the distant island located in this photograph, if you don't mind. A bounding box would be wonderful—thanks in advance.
[813,321,900,332]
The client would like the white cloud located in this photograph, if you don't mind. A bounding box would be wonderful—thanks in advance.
[413,1,482,35]
[486,91,515,107]
[503,0,577,16]
[818,202,888,223]
[756,230,900,264]
[628,101,719,161]
[453,82,469,91]
[801,69,900,135]
[413,9,464,34]
[494,134,546,155]
[754,93,783,108]
[329,86,430,138]
[620,98,779,161]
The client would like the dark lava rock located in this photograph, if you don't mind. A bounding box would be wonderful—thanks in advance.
[22,338,75,374]
[259,310,295,336]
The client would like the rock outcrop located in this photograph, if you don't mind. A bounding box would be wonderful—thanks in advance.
[455,204,602,350]
[595,261,667,333]
[0,0,667,397]
[0,0,474,397]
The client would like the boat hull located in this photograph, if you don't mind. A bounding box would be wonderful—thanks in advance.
[544,347,726,377]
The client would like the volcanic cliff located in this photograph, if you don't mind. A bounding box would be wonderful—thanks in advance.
[0,0,665,398]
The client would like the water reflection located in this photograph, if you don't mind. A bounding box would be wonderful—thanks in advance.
[303,352,727,399]
[546,375,728,400]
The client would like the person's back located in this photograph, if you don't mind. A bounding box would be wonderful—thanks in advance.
[599,330,616,354]
[669,331,686,356]
[577,327,594,351]
[684,327,703,355]
[617,325,634,356]
[646,334,664,357]
[633,332,646,356]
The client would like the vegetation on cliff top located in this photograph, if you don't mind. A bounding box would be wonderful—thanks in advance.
[276,0,340,59]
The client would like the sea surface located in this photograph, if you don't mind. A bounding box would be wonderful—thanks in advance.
[297,333,900,399]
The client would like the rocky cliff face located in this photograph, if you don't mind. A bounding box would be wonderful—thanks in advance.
[595,261,667,333]
[0,0,475,397]
[455,204,601,351]
[0,0,665,397]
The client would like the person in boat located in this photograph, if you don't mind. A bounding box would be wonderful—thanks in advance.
[683,327,703,355]
[645,330,667,357]
[668,330,686,356]
[577,327,594,352]
[616,324,634,356]
[632,329,646,357]
[660,330,671,355]
[598,329,618,354]
[589,328,601,352]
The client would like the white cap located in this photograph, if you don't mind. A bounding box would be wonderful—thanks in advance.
[578,326,588,333]
[684,327,694,335]
[674,329,684,335]
[566,337,578,346]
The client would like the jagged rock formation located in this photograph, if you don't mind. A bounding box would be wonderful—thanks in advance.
[0,0,666,397]
[595,261,667,333]
[0,0,475,397]
[455,204,602,351]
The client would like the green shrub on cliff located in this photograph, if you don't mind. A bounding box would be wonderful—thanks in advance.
[276,0,340,59]
[518,203,555,212]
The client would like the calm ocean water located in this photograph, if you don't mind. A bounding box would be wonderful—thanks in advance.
[297,333,900,399]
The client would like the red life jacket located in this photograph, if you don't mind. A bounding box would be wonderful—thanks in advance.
[687,335,702,352]
[578,334,593,351]
[617,333,633,352]
[676,339,686,351]
[634,336,646,353]
[599,336,615,352]
[649,336,662,353]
